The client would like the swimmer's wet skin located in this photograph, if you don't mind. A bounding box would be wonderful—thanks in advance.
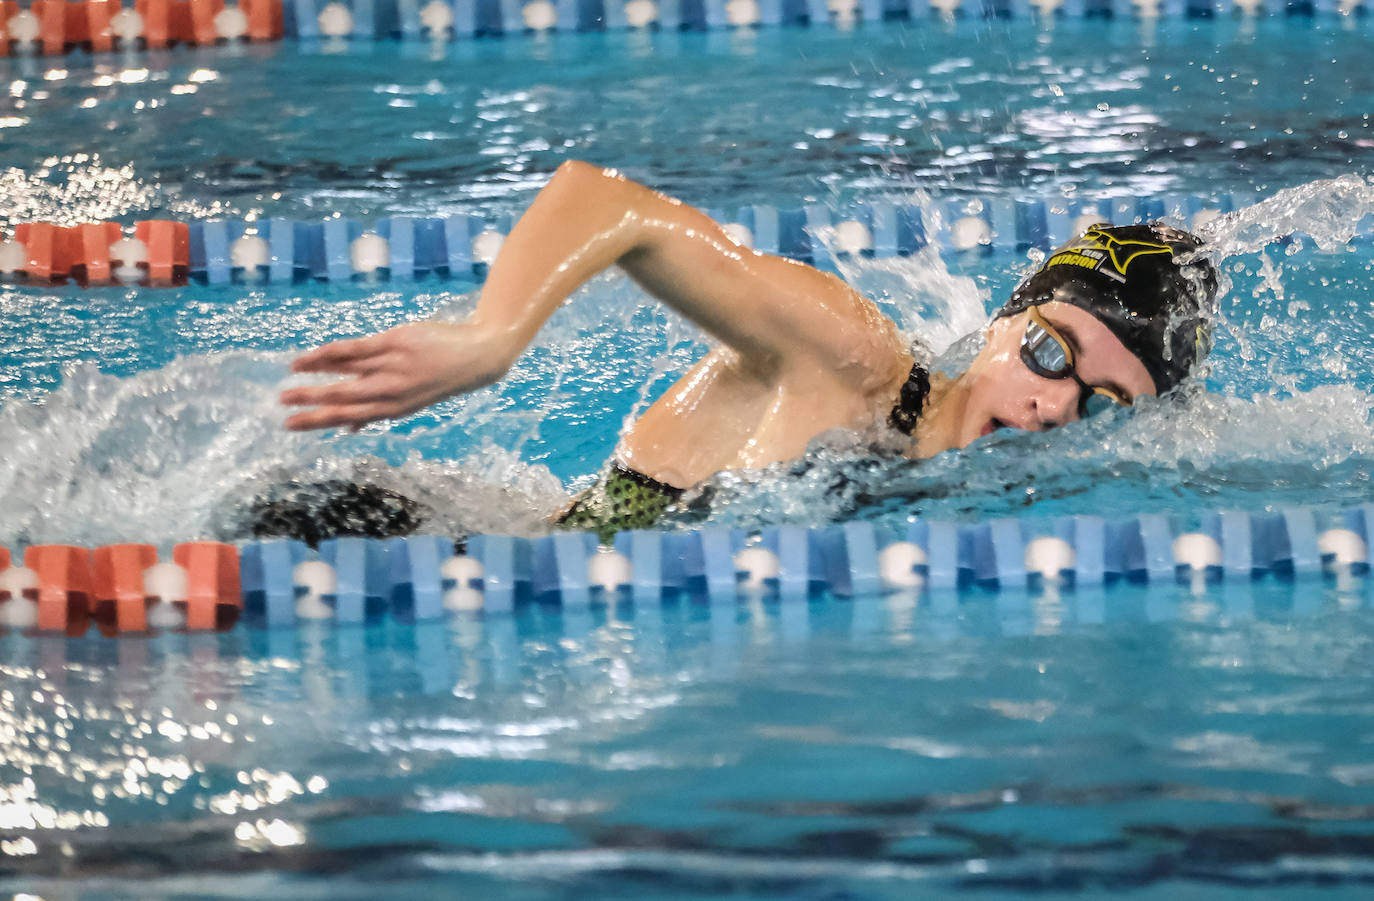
[268,163,1219,545]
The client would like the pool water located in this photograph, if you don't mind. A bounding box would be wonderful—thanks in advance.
[4,16,1374,899]
[2,20,1371,220]
[7,581,1374,898]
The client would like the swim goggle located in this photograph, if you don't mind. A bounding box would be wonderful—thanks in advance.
[1020,306,1131,418]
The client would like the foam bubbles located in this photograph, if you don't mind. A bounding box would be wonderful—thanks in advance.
[0,350,566,547]
[676,375,1374,534]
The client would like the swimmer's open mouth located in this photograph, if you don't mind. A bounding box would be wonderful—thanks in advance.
[980,418,1008,438]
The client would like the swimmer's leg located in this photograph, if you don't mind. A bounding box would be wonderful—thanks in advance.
[234,479,429,548]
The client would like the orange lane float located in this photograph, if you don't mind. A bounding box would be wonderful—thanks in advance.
[71,222,123,284]
[134,220,191,284]
[12,223,74,282]
[174,541,243,631]
[25,545,94,636]
[91,543,160,635]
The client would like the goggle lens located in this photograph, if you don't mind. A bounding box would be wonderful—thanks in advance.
[1023,322,1070,377]
[1020,308,1130,419]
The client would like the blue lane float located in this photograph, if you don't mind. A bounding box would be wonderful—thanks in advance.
[319,535,391,622]
[0,504,1370,636]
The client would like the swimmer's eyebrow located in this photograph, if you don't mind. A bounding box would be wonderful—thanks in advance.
[1049,318,1134,401]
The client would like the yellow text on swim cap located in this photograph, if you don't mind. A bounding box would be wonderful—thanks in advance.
[1047,251,1102,271]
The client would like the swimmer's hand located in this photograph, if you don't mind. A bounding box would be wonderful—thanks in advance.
[280,321,513,431]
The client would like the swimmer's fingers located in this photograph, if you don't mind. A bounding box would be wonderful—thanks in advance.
[278,374,397,410]
[282,322,500,431]
[282,375,421,430]
[284,402,406,432]
[290,333,391,373]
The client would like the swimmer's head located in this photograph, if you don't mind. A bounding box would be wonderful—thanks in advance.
[995,222,1219,394]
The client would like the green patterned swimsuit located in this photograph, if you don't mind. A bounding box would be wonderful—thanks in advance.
[556,463,685,542]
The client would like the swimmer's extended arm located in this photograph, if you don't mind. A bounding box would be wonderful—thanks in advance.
[282,160,902,430]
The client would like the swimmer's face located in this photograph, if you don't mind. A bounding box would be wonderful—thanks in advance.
[953,301,1157,448]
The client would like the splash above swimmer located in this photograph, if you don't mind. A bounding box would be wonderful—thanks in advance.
[278,162,1219,540]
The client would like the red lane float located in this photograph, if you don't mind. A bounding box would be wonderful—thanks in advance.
[134,220,190,284]
[71,222,123,284]
[79,0,120,52]
[188,0,225,46]
[13,223,74,282]
[4,219,193,282]
[31,0,65,56]
[174,541,242,631]
[136,0,171,47]
[168,0,195,45]
[91,543,159,634]
[244,0,283,41]
[25,545,93,636]
[0,0,283,55]
[0,2,12,57]
[15,541,242,635]
[5,220,192,285]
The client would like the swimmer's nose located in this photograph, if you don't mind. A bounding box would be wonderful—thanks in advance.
[1031,379,1080,430]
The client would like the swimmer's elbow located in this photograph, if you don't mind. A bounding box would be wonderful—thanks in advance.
[552,159,631,192]
[553,159,598,182]
[548,161,652,226]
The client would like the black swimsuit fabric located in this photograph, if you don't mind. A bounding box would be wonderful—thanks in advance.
[888,361,931,437]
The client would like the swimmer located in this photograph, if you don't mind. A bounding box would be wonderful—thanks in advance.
[273,161,1217,542]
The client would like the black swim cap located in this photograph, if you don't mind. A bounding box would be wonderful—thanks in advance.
[996,222,1218,393]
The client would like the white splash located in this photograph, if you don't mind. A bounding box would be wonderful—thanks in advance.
[1198,175,1374,257]
[0,352,565,548]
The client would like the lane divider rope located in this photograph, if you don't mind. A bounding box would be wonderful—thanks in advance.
[0,0,1362,60]
[7,191,1350,288]
[0,505,1369,636]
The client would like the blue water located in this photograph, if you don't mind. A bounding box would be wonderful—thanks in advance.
[6,583,1374,898]
[1,20,1371,220]
[4,18,1374,899]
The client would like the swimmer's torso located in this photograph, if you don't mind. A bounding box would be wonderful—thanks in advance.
[618,344,914,489]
